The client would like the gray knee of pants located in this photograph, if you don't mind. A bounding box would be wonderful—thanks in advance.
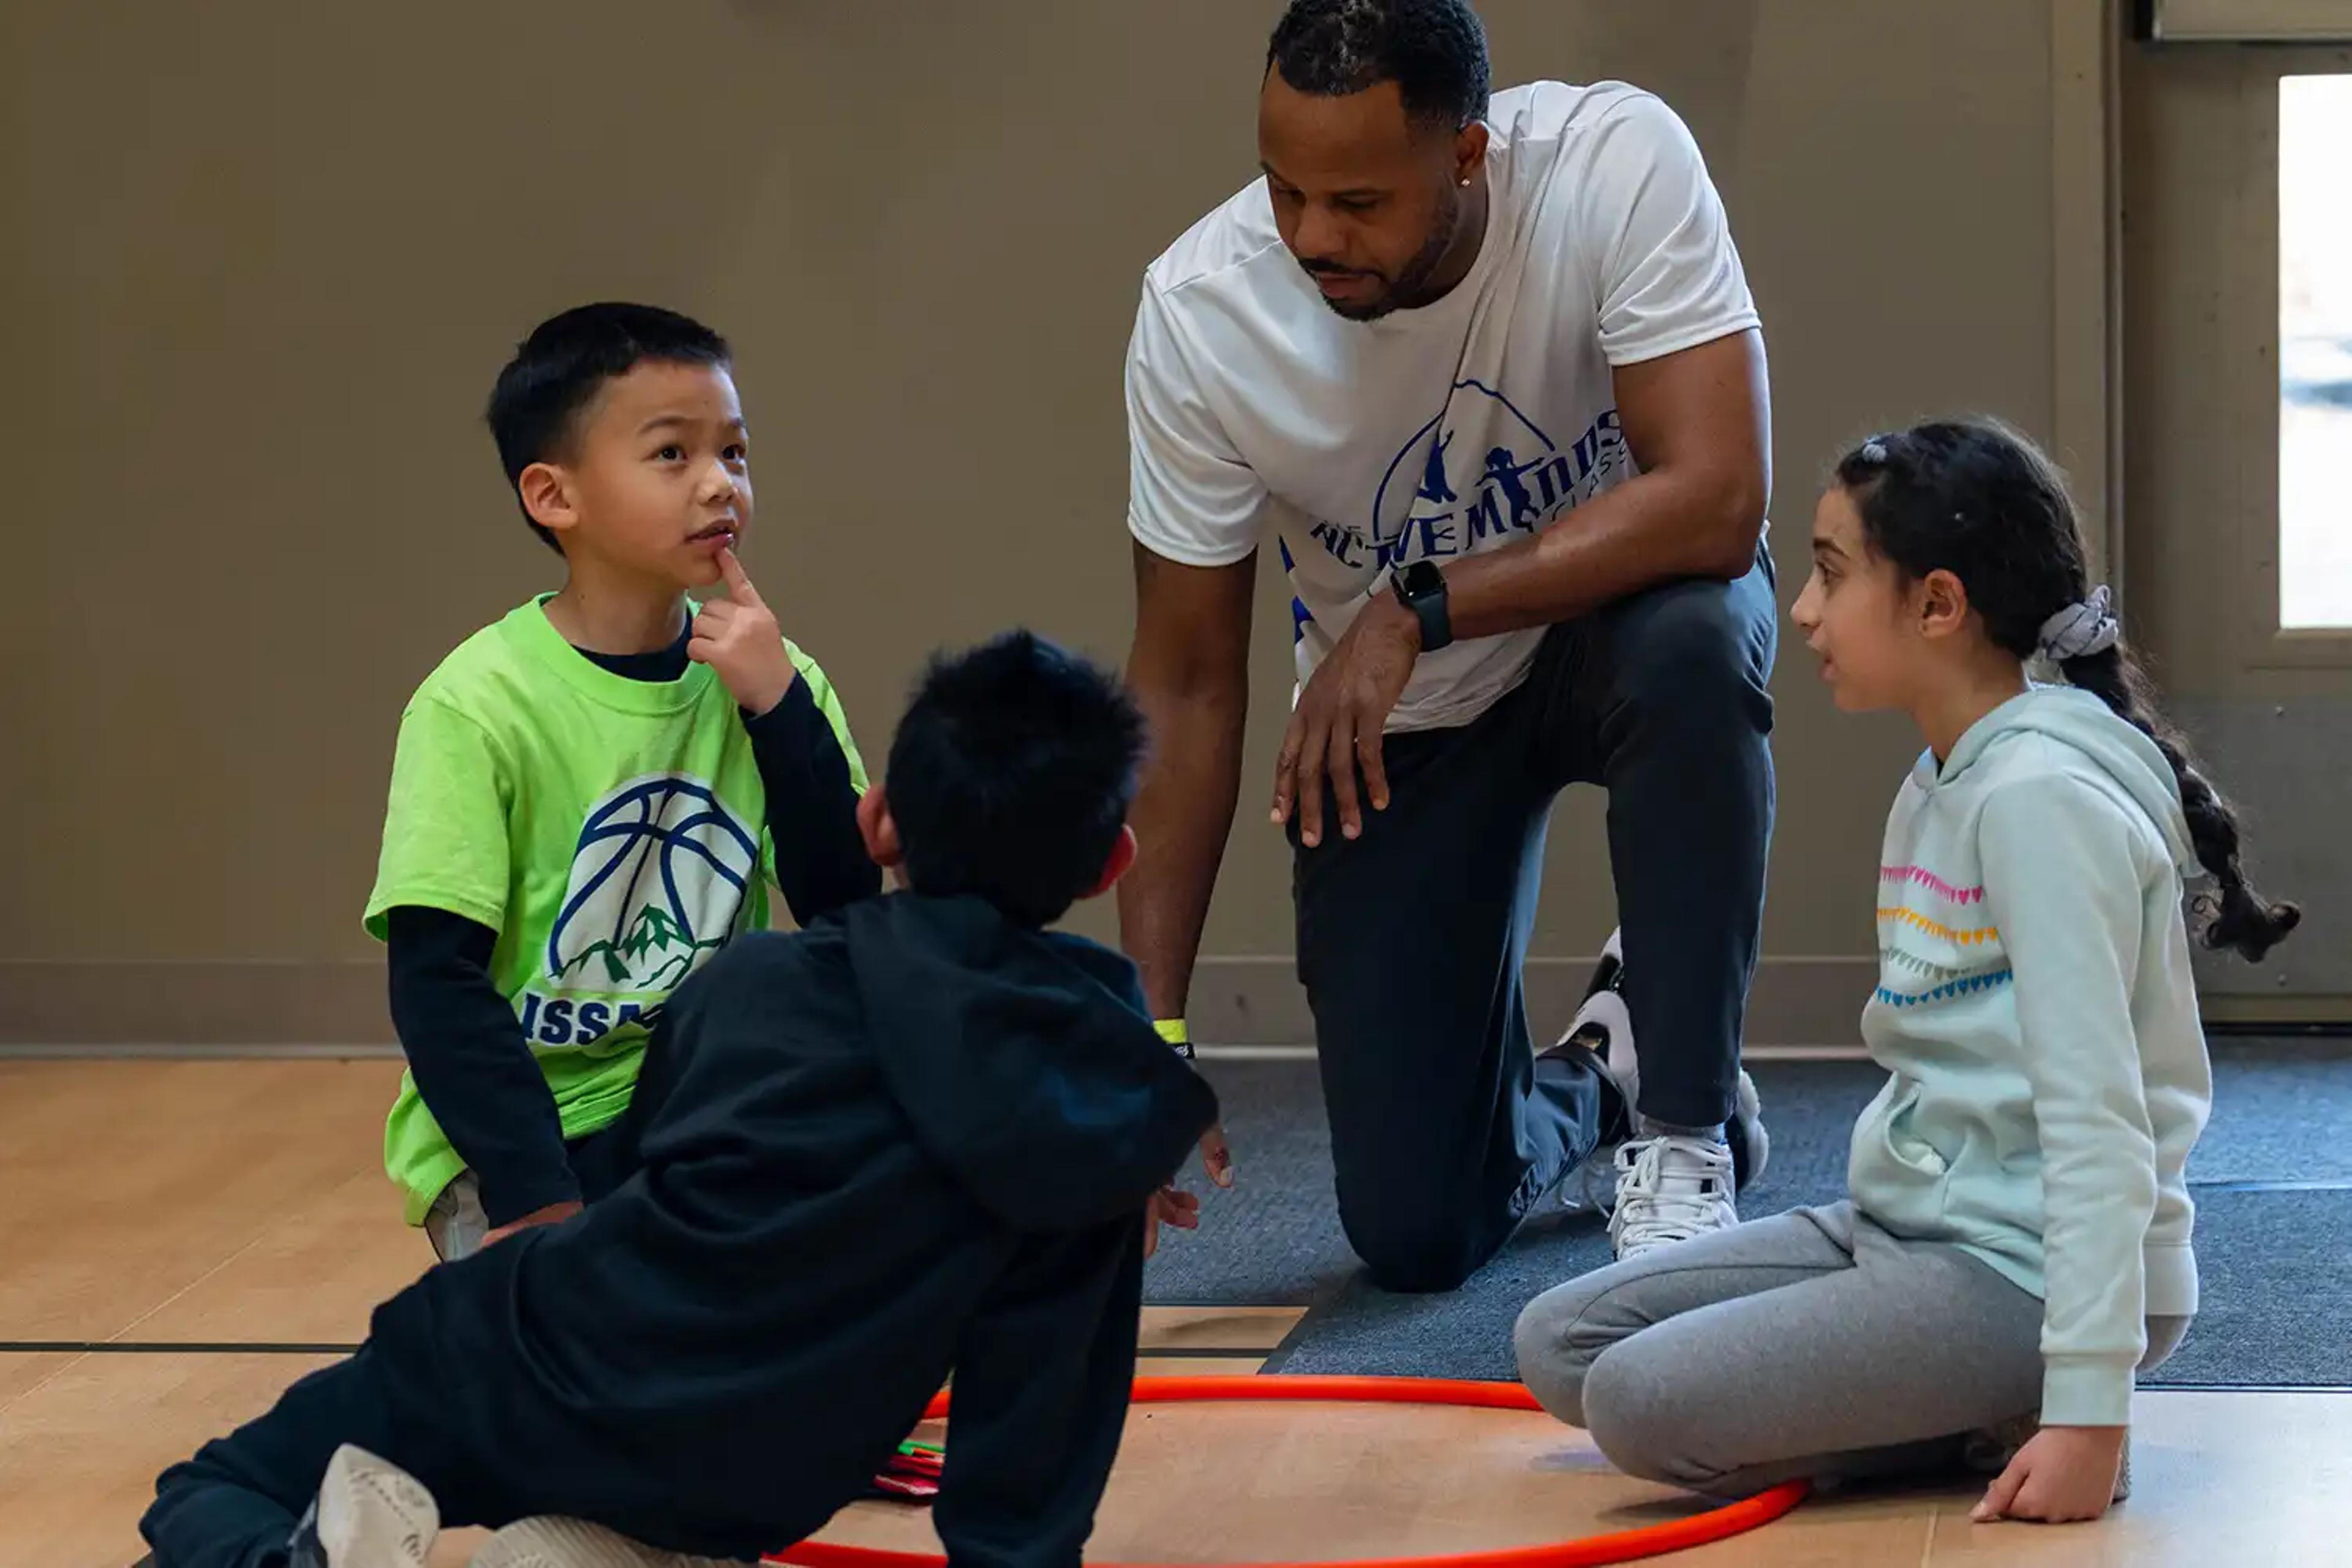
[1577,1341,1713,1489]
[1513,1278,1618,1429]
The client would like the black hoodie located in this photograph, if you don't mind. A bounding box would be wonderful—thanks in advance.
[142,894,1217,1568]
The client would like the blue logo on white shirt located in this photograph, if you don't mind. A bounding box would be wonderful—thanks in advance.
[1372,380,1577,551]
[1296,382,1628,608]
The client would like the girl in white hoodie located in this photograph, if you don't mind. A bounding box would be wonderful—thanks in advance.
[1515,419,2298,1523]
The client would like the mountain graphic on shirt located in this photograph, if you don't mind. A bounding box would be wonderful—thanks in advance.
[554,905,728,991]
[545,774,760,995]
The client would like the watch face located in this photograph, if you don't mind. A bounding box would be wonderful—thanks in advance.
[1401,561,1449,649]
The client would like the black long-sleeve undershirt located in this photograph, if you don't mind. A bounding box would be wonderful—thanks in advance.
[385,634,878,1225]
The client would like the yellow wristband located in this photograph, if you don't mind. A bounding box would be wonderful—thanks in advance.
[1154,1019,1188,1046]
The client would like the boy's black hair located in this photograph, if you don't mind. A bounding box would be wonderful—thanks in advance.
[1835,419,2301,962]
[486,303,732,555]
[1267,0,1490,132]
[886,631,1148,928]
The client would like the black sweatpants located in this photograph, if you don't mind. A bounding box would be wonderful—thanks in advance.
[138,1219,1142,1568]
[143,894,1219,1568]
[1294,557,1777,1292]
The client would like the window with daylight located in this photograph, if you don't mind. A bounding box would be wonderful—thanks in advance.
[2279,74,2352,630]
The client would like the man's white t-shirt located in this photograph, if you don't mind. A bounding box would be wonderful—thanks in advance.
[1125,81,1760,733]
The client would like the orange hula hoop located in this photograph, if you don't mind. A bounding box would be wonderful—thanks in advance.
[771,1375,1808,1568]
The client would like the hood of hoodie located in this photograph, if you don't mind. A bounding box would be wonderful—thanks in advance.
[841,892,1218,1233]
[1923,684,2198,875]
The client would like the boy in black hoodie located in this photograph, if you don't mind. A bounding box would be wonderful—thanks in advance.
[138,631,1220,1568]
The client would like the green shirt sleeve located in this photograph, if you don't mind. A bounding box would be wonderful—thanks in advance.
[364,695,514,941]
[788,641,869,791]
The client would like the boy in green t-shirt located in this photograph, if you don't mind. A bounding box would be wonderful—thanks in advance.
[365,302,878,1256]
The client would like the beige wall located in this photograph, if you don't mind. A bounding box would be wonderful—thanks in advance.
[1,1,2075,1042]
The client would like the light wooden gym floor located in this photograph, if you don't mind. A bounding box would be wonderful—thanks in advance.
[4,1060,2346,1567]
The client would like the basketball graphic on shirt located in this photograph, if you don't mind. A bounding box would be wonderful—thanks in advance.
[545,774,760,993]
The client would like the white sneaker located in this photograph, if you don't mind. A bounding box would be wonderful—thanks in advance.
[1551,928,1771,1205]
[467,1515,744,1567]
[1605,1134,1739,1258]
[306,1445,439,1568]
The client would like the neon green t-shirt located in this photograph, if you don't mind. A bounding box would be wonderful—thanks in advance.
[364,596,867,1224]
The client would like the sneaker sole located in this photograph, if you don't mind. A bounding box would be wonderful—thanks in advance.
[467,1515,745,1568]
[1729,1068,1769,1190]
[314,1445,439,1568]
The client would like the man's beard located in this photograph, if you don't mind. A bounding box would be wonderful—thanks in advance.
[1308,192,1463,323]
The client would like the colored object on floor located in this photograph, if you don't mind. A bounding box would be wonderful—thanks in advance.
[864,1441,944,1502]
[778,1375,1807,1568]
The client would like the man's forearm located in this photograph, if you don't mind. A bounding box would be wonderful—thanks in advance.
[1445,329,1771,639]
[1117,678,1248,1021]
[1442,461,1764,642]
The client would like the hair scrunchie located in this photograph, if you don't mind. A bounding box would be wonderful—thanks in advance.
[2038,584,2120,660]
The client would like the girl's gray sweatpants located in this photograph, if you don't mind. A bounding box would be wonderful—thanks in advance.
[1513,1201,2188,1496]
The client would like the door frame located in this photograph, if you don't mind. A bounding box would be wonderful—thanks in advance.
[2120,31,2352,1021]
[2054,0,2128,595]
[2217,51,2352,668]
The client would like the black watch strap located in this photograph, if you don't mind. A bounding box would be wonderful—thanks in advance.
[1392,562,1453,653]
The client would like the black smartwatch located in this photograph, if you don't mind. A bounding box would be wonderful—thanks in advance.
[1390,560,1453,652]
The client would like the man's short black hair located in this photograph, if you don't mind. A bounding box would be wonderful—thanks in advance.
[885,631,1148,928]
[1267,0,1491,131]
[485,303,732,555]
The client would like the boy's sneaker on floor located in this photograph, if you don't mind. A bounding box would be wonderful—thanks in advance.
[287,1445,439,1568]
[467,1515,747,1568]
[1539,929,1770,1255]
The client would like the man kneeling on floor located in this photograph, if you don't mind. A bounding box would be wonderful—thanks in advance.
[138,631,1220,1568]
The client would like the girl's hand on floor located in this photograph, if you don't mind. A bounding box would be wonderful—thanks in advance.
[1971,1425,2127,1523]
